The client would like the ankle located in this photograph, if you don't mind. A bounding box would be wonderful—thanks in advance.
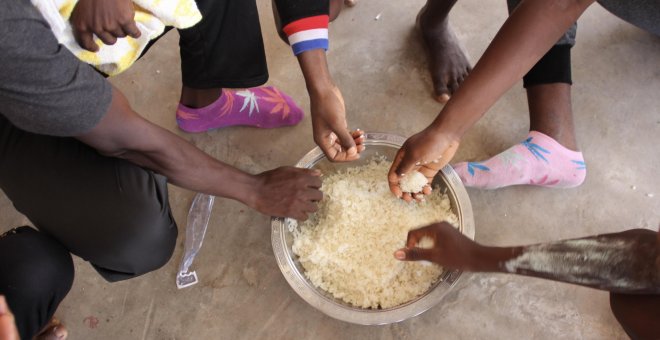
[180,87,223,108]
[418,7,449,33]
[529,128,578,151]
[527,83,577,150]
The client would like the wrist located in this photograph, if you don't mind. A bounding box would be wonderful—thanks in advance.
[297,49,335,96]
[471,245,523,273]
[226,171,260,208]
[427,110,468,142]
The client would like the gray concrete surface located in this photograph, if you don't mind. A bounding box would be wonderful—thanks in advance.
[2,0,659,338]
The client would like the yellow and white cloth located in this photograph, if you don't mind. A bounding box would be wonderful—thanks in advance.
[31,0,202,76]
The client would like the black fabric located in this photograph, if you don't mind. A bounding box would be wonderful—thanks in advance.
[139,0,330,88]
[508,0,575,88]
[0,114,178,283]
[523,44,573,88]
[274,0,329,26]
[0,226,74,339]
[177,0,269,88]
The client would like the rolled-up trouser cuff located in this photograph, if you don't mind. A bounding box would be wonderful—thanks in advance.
[523,44,573,88]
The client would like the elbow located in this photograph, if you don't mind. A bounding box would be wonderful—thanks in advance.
[95,145,130,159]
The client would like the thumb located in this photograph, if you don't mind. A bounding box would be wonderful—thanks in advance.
[334,127,357,155]
[394,147,419,177]
[394,247,433,262]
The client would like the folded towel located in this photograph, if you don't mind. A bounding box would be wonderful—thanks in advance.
[32,0,202,76]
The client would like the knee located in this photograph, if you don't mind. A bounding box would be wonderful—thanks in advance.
[130,216,178,275]
[0,228,74,299]
[23,247,74,299]
[110,168,178,276]
[0,228,73,338]
[95,213,178,283]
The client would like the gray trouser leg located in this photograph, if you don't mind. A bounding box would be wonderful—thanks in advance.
[598,0,660,36]
[0,114,178,282]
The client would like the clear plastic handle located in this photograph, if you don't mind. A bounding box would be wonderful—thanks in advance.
[176,193,214,289]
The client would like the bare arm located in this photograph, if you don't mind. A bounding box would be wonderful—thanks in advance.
[389,0,597,195]
[396,223,660,294]
[493,229,660,293]
[76,87,323,221]
[273,0,364,161]
[430,0,595,136]
[296,49,365,161]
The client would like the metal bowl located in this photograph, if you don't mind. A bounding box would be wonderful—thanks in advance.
[271,132,475,325]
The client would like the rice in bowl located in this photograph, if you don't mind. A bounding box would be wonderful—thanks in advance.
[292,157,458,309]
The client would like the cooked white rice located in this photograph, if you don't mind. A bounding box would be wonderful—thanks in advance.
[292,157,459,309]
[399,170,428,193]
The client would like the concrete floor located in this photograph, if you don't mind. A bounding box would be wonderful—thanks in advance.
[2,0,659,338]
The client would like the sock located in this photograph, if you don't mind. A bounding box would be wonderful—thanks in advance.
[176,86,304,132]
[453,131,586,189]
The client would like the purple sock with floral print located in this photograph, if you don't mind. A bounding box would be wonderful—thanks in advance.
[453,131,586,189]
[176,86,303,132]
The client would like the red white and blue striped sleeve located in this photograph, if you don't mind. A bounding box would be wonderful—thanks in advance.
[282,15,329,55]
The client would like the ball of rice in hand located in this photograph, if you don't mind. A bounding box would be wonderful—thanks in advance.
[399,171,428,193]
[416,236,435,249]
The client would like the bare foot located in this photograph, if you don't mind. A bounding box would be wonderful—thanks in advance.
[34,318,67,340]
[417,5,471,103]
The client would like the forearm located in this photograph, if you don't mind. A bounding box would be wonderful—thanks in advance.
[114,126,256,203]
[474,230,660,294]
[297,49,334,97]
[77,87,258,205]
[275,0,332,95]
[430,0,595,136]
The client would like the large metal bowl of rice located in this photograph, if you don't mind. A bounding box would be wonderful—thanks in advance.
[271,132,475,325]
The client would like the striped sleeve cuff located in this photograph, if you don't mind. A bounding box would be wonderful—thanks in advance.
[283,15,329,55]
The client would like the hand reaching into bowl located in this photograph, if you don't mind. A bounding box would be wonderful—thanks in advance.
[250,167,323,221]
[393,222,480,270]
[310,85,366,162]
[388,128,460,202]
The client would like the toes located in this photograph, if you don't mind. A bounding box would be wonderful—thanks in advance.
[436,93,450,104]
[433,80,451,103]
[448,78,460,95]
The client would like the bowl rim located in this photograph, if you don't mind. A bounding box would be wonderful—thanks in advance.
[271,132,475,325]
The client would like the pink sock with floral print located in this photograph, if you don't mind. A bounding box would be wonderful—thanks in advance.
[176,86,303,132]
[453,131,586,189]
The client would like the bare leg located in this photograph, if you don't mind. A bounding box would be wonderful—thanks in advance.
[417,0,471,103]
[610,293,660,339]
[527,83,578,150]
[180,87,222,109]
